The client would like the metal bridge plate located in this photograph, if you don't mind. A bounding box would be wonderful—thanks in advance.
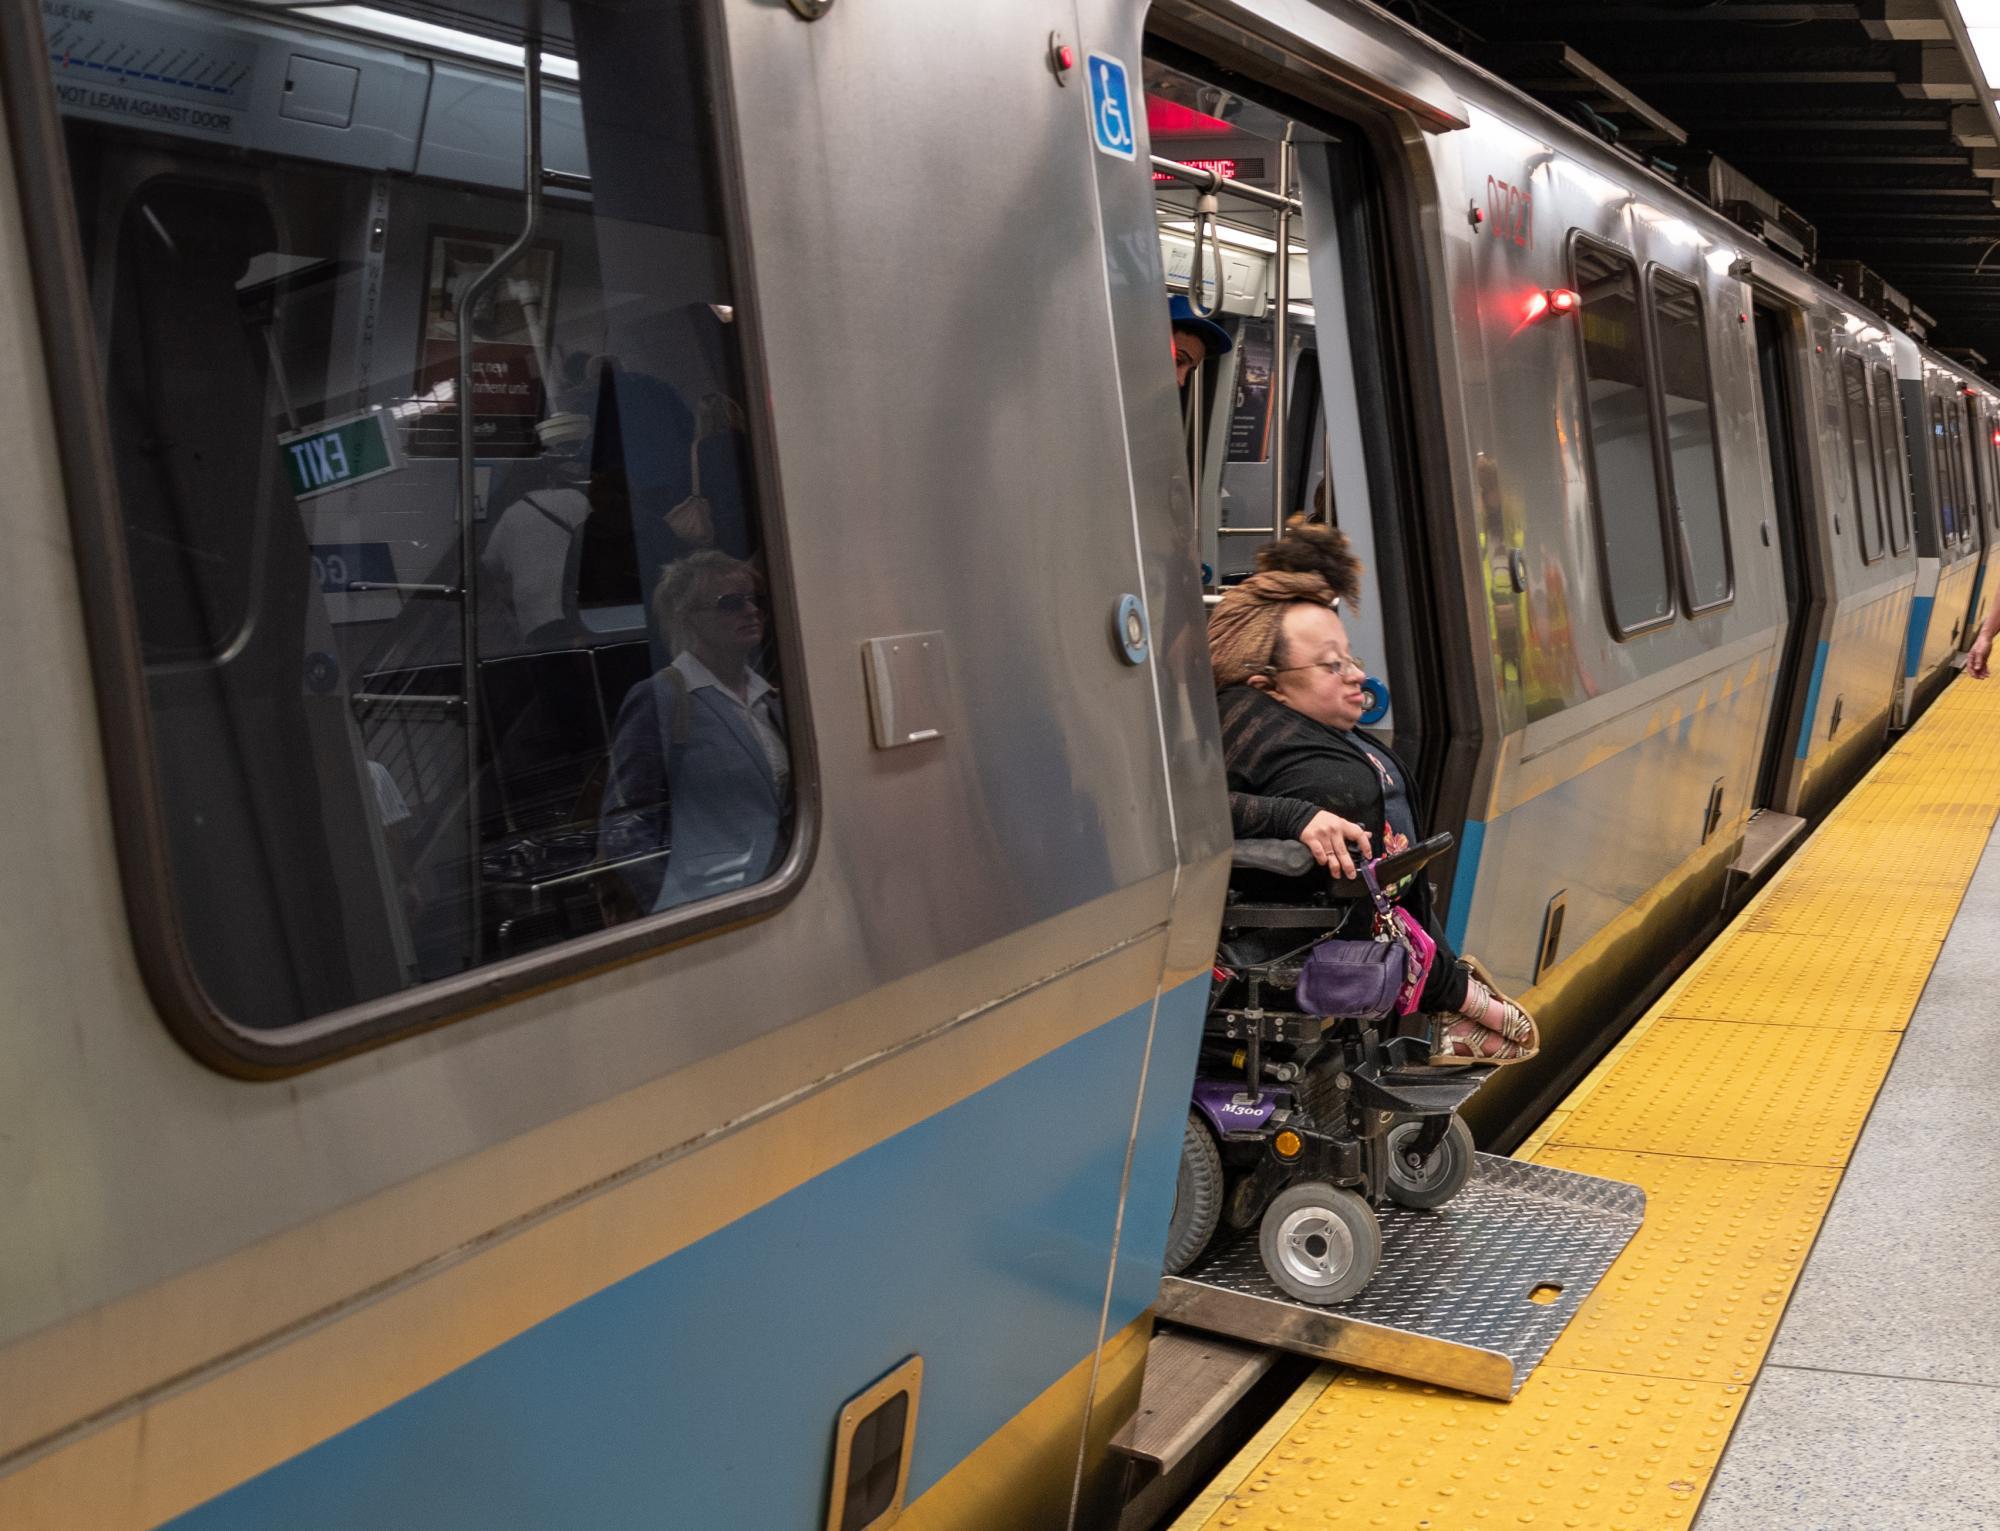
[1155,1155,1643,1400]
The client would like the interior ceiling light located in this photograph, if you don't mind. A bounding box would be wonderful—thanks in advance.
[310,6,581,79]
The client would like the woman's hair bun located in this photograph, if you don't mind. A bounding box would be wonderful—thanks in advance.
[1255,516,1362,607]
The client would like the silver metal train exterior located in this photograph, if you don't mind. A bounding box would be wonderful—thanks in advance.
[1,2,1993,1529]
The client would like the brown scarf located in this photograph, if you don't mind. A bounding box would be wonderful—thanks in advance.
[1206,571,1336,689]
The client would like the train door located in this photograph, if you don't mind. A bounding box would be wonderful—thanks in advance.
[1979,401,2000,644]
[1748,302,1818,814]
[1958,393,1995,650]
[1143,38,1468,831]
[1947,393,1978,649]
[1896,378,1949,725]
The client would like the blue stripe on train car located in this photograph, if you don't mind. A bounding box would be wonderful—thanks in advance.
[1444,817,1485,954]
[1794,639,1830,761]
[1905,594,1933,678]
[164,975,1210,1531]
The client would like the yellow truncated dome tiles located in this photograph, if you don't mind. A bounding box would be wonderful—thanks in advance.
[1175,676,2000,1531]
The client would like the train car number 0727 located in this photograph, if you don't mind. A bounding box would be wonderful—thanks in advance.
[1485,175,1533,249]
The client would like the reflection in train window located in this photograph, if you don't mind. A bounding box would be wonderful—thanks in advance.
[1874,365,1911,555]
[1571,239,1673,634]
[1839,355,1886,564]
[1647,271,1732,610]
[53,0,795,1046]
[1945,399,1971,548]
[1988,412,2000,536]
[1954,398,1983,547]
[1931,398,1957,546]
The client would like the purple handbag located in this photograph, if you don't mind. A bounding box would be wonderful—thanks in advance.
[1295,936,1405,1019]
[1294,859,1436,1020]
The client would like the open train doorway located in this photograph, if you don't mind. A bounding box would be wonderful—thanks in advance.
[1142,35,1473,848]
[1748,300,1818,825]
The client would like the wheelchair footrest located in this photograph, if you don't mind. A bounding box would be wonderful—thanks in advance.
[1349,1060,1493,1117]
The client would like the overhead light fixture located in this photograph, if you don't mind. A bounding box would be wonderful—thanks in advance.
[309,6,581,80]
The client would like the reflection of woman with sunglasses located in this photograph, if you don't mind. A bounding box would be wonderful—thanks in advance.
[600,550,791,914]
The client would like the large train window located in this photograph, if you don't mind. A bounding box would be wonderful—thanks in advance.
[1874,365,1911,555]
[1570,238,1674,634]
[1647,271,1732,610]
[1839,355,1887,564]
[43,0,801,1066]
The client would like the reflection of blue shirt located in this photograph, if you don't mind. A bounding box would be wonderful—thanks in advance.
[599,658,789,913]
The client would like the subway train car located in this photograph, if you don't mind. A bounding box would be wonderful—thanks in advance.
[0,2,1231,1528]
[0,1,1974,1528]
[1896,344,1996,725]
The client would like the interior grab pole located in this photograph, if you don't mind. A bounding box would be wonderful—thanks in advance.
[452,1,545,967]
[1270,130,1293,544]
[1150,155,1302,215]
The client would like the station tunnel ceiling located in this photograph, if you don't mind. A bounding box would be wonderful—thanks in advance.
[1399,0,2000,369]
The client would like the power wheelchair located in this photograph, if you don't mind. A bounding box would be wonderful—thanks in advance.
[1165,832,1494,1304]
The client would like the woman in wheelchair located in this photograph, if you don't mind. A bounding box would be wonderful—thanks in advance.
[1210,524,1538,1065]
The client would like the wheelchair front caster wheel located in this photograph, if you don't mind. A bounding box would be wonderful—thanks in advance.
[1383,1115,1476,1210]
[1258,1182,1381,1304]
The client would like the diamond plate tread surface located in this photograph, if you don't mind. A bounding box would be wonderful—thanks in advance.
[1548,1019,1900,1166]
[1529,1148,1841,1384]
[1185,1368,1743,1530]
[1662,931,1938,1031]
[1175,679,2000,1531]
[1169,1157,1644,1396]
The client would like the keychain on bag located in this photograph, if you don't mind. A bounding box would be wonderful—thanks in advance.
[1296,855,1435,1020]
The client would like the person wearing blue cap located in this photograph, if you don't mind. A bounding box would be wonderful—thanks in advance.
[1169,292,1233,387]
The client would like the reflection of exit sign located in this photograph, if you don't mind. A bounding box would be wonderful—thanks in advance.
[280,411,397,501]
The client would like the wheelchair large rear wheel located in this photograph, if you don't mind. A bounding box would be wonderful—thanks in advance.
[1257,1182,1380,1304]
[1164,1112,1224,1275]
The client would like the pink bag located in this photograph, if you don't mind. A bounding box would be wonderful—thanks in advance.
[1362,859,1437,1016]
[1386,906,1438,1015]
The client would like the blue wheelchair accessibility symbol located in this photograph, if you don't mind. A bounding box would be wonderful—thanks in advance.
[1086,51,1137,161]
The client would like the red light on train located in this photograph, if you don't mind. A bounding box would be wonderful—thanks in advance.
[1525,288,1579,323]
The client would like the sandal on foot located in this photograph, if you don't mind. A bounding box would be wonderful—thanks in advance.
[1430,1016,1536,1064]
[1461,955,1541,1050]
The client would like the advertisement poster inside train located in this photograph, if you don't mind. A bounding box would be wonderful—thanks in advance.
[1228,319,1275,463]
[409,230,561,459]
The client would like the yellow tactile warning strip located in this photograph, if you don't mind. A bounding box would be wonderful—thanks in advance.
[1552,1019,1902,1166]
[1664,931,1938,1030]
[1174,676,2000,1531]
[1528,1149,1840,1387]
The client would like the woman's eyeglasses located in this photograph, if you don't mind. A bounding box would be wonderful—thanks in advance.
[1275,653,1365,678]
[712,592,761,614]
